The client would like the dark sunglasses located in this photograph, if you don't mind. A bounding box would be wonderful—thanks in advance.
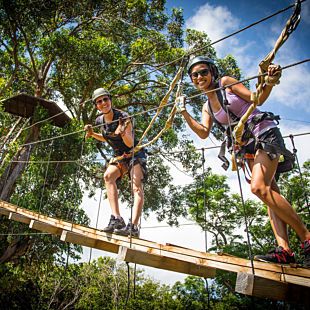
[96,97,110,105]
[190,68,210,79]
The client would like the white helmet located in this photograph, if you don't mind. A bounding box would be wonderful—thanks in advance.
[92,88,111,103]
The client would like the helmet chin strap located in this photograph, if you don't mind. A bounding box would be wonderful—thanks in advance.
[103,107,112,115]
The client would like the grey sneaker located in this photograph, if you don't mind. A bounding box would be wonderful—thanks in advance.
[102,215,126,233]
[115,222,139,237]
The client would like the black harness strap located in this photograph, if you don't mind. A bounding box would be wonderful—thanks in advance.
[207,82,293,175]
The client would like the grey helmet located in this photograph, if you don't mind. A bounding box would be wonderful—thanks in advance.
[92,88,112,103]
[187,56,219,81]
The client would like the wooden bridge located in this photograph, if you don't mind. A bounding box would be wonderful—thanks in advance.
[1,200,309,306]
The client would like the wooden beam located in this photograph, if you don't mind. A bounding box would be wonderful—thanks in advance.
[29,219,62,235]
[1,200,310,290]
[0,207,10,216]
[8,212,31,224]
[118,246,216,279]
[60,230,119,253]
[235,272,310,306]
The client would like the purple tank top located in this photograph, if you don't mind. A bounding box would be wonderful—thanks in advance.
[210,79,276,138]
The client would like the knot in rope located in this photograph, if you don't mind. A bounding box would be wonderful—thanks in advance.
[233,0,301,147]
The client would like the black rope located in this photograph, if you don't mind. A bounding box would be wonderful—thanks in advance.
[89,185,103,264]
[129,116,136,247]
[222,88,255,275]
[4,131,310,165]
[11,58,310,151]
[202,147,211,309]
[202,148,208,252]
[38,140,54,217]
[64,132,86,278]
[289,134,310,215]
[125,261,131,308]
[125,115,137,307]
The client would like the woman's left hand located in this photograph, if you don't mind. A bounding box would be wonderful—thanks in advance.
[265,64,282,86]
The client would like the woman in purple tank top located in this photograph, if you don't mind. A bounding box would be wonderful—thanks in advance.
[177,56,310,266]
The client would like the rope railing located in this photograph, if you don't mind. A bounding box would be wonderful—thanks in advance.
[4,1,306,137]
[9,57,309,151]
[3,131,310,165]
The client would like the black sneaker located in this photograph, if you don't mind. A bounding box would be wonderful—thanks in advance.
[102,215,126,233]
[254,246,295,264]
[115,222,139,238]
[301,239,310,268]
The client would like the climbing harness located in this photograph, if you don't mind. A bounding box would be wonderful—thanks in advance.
[207,82,293,177]
[109,62,187,164]
[233,0,301,145]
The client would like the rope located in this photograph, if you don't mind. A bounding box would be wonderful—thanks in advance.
[109,64,185,164]
[37,141,53,217]
[88,185,103,264]
[64,132,86,277]
[11,57,309,153]
[222,89,255,274]
[110,1,305,93]
[233,0,301,145]
[3,131,310,165]
[289,134,310,215]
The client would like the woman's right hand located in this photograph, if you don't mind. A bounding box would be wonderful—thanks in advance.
[84,124,93,138]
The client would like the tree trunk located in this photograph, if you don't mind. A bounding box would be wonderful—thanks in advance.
[0,236,34,264]
[0,125,39,201]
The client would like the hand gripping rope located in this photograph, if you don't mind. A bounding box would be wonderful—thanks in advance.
[109,63,186,164]
[232,0,301,162]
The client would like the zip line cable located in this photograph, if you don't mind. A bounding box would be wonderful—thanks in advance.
[289,134,310,215]
[222,88,255,275]
[7,1,307,136]
[110,0,306,93]
[89,185,103,264]
[9,57,310,151]
[4,131,310,165]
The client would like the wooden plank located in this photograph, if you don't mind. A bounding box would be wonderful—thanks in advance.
[0,207,10,216]
[118,246,216,279]
[29,219,63,235]
[280,273,310,288]
[60,230,119,253]
[235,272,310,306]
[1,200,310,288]
[8,212,31,224]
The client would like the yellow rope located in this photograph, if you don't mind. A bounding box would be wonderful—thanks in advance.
[109,66,185,164]
[230,2,301,171]
[233,2,301,147]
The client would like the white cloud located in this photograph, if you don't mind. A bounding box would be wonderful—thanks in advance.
[185,3,241,58]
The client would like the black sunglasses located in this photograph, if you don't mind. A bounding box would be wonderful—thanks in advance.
[96,97,110,105]
[190,68,210,79]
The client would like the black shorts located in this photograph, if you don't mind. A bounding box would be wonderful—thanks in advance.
[243,127,286,158]
[242,127,294,179]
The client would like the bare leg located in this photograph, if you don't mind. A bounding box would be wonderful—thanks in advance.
[248,158,290,250]
[269,180,290,251]
[104,165,122,216]
[130,163,144,226]
[250,149,310,242]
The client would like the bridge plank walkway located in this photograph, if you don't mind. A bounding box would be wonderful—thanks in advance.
[1,200,309,305]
